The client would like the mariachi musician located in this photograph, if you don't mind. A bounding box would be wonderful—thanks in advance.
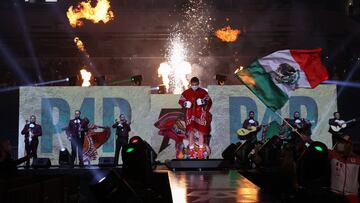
[21,115,42,167]
[328,112,356,147]
[112,114,131,165]
[67,110,88,167]
[242,111,260,143]
[286,111,312,143]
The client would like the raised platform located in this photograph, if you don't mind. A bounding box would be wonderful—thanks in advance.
[168,170,277,203]
[165,159,232,171]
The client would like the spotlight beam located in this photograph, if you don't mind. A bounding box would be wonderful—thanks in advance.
[0,78,69,93]
[0,39,31,84]
[14,3,43,82]
[323,80,360,88]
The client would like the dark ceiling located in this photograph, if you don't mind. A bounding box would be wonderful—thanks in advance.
[0,0,359,86]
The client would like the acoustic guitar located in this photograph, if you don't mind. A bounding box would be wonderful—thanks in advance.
[330,118,356,132]
[237,126,259,137]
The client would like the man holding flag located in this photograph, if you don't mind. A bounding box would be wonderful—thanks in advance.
[235,49,328,146]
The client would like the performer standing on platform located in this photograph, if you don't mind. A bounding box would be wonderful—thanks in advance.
[328,112,356,147]
[67,110,88,167]
[179,77,212,159]
[242,111,260,143]
[112,114,131,165]
[287,111,312,142]
[21,115,42,167]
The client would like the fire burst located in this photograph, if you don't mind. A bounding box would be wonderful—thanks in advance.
[66,0,114,28]
[158,35,192,94]
[215,26,241,42]
[74,37,90,58]
[80,69,92,86]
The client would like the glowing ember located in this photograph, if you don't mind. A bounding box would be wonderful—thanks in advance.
[158,35,192,94]
[80,69,92,86]
[215,26,241,42]
[67,0,114,28]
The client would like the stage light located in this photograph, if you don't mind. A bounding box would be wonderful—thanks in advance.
[90,170,141,202]
[33,78,70,86]
[131,75,143,86]
[234,141,254,166]
[298,141,330,188]
[32,158,51,169]
[216,74,227,85]
[314,146,323,152]
[94,75,106,86]
[126,147,135,153]
[222,142,241,162]
[59,148,71,167]
[98,177,106,183]
[129,136,142,144]
[67,76,78,86]
[122,136,157,181]
[158,84,166,94]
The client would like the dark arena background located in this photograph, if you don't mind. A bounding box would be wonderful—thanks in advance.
[0,0,360,203]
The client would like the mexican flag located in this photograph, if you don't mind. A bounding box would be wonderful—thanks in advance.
[235,49,328,111]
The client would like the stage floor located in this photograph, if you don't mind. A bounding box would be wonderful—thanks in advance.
[164,169,277,203]
[15,165,278,202]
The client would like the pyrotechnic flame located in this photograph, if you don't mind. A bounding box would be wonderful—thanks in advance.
[158,61,192,94]
[215,26,241,42]
[235,66,256,87]
[158,63,171,91]
[80,69,92,87]
[74,37,86,52]
[158,35,192,94]
[74,37,90,58]
[67,0,114,28]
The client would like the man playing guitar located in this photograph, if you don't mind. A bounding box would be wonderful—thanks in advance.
[241,111,260,143]
[329,112,356,147]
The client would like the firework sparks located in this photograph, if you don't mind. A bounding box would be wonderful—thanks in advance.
[158,0,214,93]
[158,34,192,94]
[215,26,241,42]
[182,0,213,54]
[66,0,114,28]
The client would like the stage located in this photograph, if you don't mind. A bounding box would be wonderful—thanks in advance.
[167,170,277,203]
[0,164,280,203]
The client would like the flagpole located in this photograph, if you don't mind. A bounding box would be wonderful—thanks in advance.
[272,109,311,143]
